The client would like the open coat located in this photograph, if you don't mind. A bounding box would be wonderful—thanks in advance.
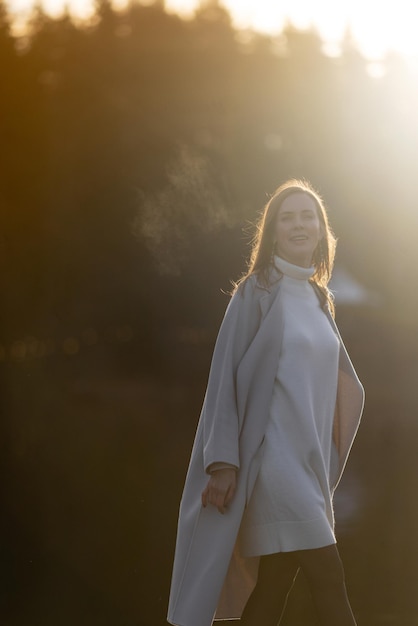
[167,267,364,626]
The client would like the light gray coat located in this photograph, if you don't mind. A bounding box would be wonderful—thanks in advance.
[167,267,364,626]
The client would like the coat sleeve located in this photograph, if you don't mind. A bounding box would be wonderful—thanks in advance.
[202,277,261,474]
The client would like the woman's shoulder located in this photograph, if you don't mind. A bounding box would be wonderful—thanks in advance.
[233,272,264,299]
[234,266,282,298]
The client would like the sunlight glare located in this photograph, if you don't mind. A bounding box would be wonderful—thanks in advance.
[6,0,418,64]
[165,0,196,17]
[45,0,93,18]
[165,0,418,61]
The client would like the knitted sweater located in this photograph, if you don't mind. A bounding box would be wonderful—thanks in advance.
[240,256,340,556]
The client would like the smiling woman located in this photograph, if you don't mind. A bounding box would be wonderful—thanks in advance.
[167,179,364,626]
[274,193,323,269]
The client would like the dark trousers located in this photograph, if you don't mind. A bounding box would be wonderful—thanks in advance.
[239,544,357,626]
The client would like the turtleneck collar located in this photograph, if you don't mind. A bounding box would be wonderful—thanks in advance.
[274,255,315,281]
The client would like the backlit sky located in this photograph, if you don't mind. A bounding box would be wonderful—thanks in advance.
[165,0,418,59]
[6,0,418,60]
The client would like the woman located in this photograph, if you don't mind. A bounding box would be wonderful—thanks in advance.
[168,179,364,626]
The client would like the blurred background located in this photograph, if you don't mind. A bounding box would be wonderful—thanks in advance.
[1,0,418,624]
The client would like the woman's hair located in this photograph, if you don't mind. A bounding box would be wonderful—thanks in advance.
[236,179,337,315]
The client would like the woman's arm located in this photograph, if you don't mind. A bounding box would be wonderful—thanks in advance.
[202,277,260,473]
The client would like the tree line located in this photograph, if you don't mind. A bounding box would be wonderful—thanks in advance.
[0,0,417,370]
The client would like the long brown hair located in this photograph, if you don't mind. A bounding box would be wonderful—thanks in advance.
[236,179,337,315]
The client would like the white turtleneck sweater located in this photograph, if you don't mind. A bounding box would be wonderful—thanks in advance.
[239,256,340,556]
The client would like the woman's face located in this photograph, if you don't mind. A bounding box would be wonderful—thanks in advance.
[274,192,323,268]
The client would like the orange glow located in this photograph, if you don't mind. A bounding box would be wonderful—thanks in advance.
[5,0,418,61]
[165,0,418,60]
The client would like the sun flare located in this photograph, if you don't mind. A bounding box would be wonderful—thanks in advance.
[6,0,418,63]
[163,0,418,61]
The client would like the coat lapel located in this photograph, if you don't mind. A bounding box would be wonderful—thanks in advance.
[259,293,271,319]
[257,267,283,320]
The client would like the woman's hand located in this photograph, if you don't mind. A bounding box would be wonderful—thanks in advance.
[201,468,237,514]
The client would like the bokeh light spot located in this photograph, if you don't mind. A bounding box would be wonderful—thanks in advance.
[62,337,80,356]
